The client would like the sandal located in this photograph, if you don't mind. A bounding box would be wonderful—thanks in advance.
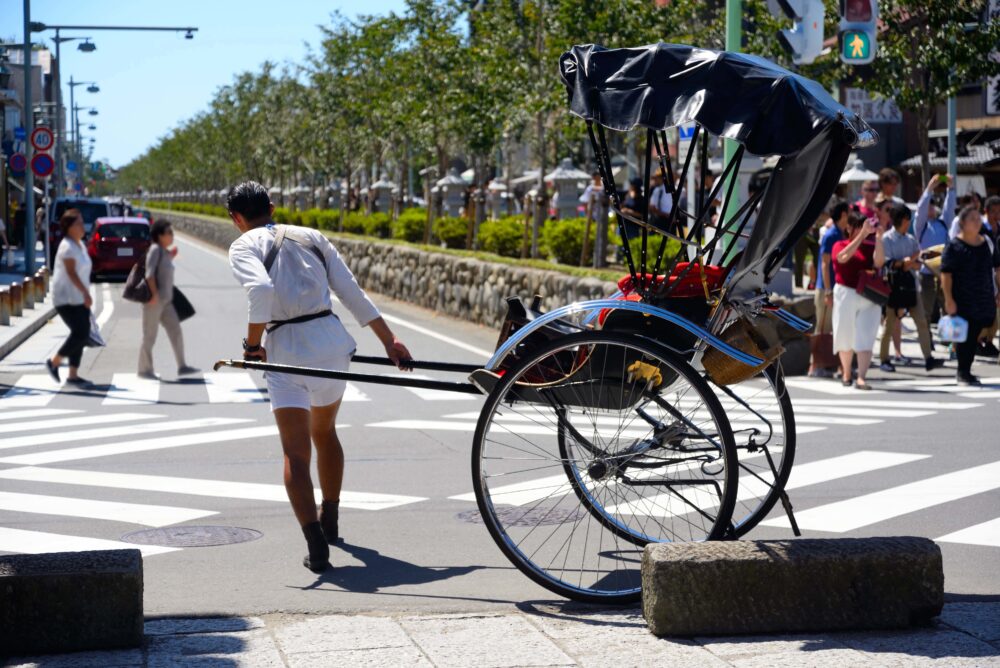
[841,379,853,387]
[855,381,873,391]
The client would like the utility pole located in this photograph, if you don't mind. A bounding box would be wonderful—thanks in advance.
[722,0,742,226]
[22,0,36,274]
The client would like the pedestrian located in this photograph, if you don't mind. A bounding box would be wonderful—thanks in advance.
[878,203,942,372]
[227,181,412,573]
[941,204,1000,385]
[0,212,10,268]
[913,174,956,329]
[854,179,879,219]
[949,192,987,239]
[832,209,886,390]
[876,168,904,205]
[975,196,1000,358]
[45,209,93,386]
[620,177,645,240]
[648,169,674,234]
[138,221,199,380]
[809,200,849,378]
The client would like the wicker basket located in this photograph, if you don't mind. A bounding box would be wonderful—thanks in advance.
[703,318,784,386]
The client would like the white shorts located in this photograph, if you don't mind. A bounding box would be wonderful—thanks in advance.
[832,283,882,353]
[266,353,351,411]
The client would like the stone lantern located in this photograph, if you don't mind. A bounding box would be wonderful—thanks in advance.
[544,158,590,219]
[487,180,512,219]
[292,185,310,212]
[436,168,467,218]
[217,188,229,206]
[268,186,283,207]
[369,178,396,214]
[325,181,341,211]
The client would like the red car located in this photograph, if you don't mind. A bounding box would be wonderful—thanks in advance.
[87,217,152,279]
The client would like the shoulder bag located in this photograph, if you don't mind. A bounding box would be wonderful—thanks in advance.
[122,247,156,303]
[887,264,918,310]
[856,268,890,307]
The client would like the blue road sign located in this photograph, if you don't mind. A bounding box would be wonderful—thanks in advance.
[678,125,696,141]
[67,160,78,173]
[13,127,26,141]
[31,153,55,178]
[9,152,27,173]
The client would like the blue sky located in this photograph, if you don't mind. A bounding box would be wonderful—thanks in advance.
[3,0,406,167]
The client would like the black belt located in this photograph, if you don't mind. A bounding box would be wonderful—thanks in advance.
[266,309,333,334]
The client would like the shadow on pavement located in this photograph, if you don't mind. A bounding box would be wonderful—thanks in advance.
[296,541,485,595]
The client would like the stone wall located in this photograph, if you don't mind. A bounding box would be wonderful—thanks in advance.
[155,211,616,328]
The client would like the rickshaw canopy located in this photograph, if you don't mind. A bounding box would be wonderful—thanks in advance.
[559,43,878,290]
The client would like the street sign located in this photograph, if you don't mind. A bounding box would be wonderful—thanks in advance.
[66,160,78,173]
[9,152,27,174]
[13,127,26,141]
[845,88,902,123]
[30,126,54,152]
[31,153,55,179]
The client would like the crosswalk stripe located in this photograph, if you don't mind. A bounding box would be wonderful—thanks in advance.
[0,417,250,451]
[762,460,1000,532]
[788,399,981,410]
[0,527,176,557]
[0,375,60,408]
[0,467,428,511]
[343,383,370,402]
[936,517,1000,548]
[449,474,571,505]
[783,378,886,395]
[606,450,929,518]
[203,372,267,404]
[0,408,81,422]
[103,373,162,405]
[0,412,163,436]
[0,425,280,466]
[444,410,867,427]
[397,374,476,401]
[0,490,216,527]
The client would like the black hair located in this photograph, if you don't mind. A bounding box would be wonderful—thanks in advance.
[59,208,82,236]
[227,181,272,222]
[846,209,867,231]
[830,200,850,222]
[984,195,1000,210]
[958,204,981,226]
[150,220,173,243]
[889,203,911,229]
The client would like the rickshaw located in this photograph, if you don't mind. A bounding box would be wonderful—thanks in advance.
[217,43,877,604]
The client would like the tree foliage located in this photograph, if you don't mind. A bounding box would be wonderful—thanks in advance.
[116,0,1000,196]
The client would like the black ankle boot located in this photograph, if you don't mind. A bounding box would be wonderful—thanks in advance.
[320,500,339,545]
[301,521,330,573]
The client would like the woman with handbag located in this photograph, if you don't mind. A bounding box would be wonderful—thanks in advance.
[138,221,199,380]
[941,205,1000,386]
[45,209,94,386]
[831,209,886,390]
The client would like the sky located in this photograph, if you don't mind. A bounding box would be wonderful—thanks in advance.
[3,0,407,168]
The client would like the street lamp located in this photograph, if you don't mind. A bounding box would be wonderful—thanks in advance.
[50,34,96,200]
[67,77,98,193]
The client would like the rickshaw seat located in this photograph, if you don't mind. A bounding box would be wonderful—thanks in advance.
[617,263,728,298]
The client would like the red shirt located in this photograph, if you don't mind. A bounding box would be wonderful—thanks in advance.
[832,237,875,287]
[854,199,877,219]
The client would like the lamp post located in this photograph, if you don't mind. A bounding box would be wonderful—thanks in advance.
[67,78,97,193]
[71,105,97,178]
[51,32,96,198]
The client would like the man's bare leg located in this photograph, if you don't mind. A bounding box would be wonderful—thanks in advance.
[311,400,343,544]
[274,407,329,572]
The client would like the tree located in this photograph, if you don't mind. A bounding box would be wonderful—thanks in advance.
[866,0,1000,182]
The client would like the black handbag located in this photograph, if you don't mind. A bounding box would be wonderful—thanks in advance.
[887,266,918,310]
[172,287,195,322]
[122,252,152,303]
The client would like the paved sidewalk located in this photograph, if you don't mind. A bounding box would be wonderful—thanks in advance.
[0,245,55,361]
[4,603,998,667]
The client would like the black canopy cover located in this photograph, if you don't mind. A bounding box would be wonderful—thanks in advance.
[559,43,878,290]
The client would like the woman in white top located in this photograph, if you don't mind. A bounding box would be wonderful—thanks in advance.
[45,209,94,386]
[227,181,412,574]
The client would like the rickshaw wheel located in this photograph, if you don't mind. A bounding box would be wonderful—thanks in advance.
[705,363,796,536]
[472,332,738,604]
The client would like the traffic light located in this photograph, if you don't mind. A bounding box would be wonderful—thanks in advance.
[767,0,826,65]
[839,0,878,65]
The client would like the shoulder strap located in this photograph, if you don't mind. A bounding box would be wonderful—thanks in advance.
[263,225,288,274]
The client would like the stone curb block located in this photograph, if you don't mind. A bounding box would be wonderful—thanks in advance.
[0,549,144,656]
[10,282,22,318]
[642,537,944,637]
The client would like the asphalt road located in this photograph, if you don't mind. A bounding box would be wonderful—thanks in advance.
[1,232,998,617]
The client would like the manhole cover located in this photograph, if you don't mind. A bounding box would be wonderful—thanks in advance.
[457,506,586,527]
[121,526,262,548]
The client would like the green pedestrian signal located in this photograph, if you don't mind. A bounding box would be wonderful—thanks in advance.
[841,30,871,62]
